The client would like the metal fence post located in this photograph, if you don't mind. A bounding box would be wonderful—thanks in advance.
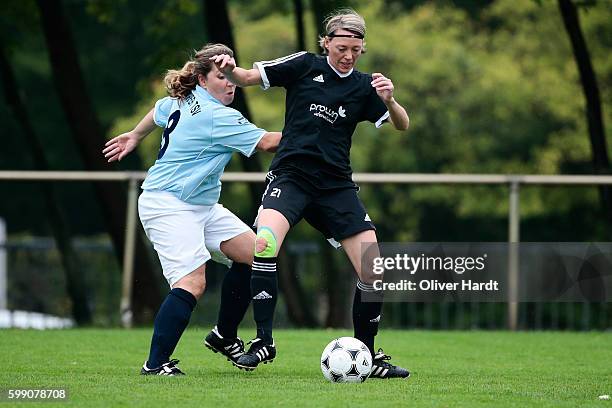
[508,180,520,330]
[0,218,6,310]
[120,176,139,328]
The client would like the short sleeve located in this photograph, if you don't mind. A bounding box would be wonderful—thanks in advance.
[253,51,311,90]
[153,97,174,127]
[212,107,266,157]
[361,77,389,128]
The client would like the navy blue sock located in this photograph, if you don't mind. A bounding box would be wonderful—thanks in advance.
[147,288,197,368]
[216,262,252,339]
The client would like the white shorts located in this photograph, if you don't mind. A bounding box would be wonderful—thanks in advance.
[138,190,251,287]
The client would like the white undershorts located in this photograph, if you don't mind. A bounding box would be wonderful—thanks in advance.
[138,190,250,287]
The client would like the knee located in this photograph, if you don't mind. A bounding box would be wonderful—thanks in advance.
[255,237,268,254]
[190,282,205,300]
[177,278,206,300]
[357,257,384,285]
[359,270,379,286]
[254,227,278,258]
[359,253,382,285]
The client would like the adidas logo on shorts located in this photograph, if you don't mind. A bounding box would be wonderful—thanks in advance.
[253,291,273,300]
[369,315,381,323]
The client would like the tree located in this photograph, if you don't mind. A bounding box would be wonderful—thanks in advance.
[35,0,162,322]
[293,0,306,51]
[311,0,354,40]
[203,0,264,217]
[558,0,611,225]
[0,45,91,325]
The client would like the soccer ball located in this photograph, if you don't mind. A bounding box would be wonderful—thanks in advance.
[320,337,372,383]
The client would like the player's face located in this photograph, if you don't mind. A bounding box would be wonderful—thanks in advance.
[202,65,236,105]
[325,29,364,74]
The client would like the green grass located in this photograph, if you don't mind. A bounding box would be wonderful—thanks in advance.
[0,329,610,407]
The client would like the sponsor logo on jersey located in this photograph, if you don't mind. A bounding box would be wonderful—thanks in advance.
[364,213,371,222]
[313,74,324,83]
[309,103,347,124]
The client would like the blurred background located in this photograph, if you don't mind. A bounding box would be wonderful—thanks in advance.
[0,0,611,330]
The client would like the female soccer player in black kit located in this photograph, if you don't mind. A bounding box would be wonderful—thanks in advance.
[211,8,410,378]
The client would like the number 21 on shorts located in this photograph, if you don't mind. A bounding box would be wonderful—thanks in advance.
[270,188,281,198]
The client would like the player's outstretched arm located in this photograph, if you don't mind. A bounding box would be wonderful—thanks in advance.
[256,132,282,153]
[103,108,157,162]
[371,73,410,131]
[210,54,262,88]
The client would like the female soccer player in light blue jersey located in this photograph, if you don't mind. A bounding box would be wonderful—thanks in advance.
[103,43,281,376]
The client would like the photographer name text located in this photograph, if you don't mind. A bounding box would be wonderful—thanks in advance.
[373,279,499,291]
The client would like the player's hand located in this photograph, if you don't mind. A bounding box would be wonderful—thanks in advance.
[371,73,395,104]
[210,54,236,75]
[103,132,139,162]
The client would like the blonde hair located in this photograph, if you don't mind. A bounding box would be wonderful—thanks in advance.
[163,43,234,99]
[318,8,367,55]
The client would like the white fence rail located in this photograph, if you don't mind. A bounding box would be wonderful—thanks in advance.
[2,171,612,329]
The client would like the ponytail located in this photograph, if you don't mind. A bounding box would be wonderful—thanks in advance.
[162,43,235,100]
[163,61,198,100]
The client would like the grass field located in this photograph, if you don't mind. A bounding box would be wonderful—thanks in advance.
[1,329,610,407]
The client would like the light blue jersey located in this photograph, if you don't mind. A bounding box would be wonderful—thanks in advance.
[142,85,266,205]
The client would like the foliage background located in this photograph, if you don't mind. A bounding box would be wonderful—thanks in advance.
[0,0,611,326]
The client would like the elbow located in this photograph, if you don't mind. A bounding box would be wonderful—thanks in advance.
[267,133,282,151]
[258,134,280,152]
[392,117,409,131]
[257,140,271,152]
[388,110,409,131]
[262,140,276,152]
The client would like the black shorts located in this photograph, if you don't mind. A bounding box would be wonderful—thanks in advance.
[259,171,376,243]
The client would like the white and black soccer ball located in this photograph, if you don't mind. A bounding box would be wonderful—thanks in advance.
[320,337,372,383]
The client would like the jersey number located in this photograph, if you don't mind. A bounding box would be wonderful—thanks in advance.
[158,110,181,159]
[270,188,282,198]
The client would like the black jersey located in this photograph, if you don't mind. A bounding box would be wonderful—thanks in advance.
[254,52,388,189]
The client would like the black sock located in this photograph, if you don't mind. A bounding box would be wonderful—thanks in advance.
[216,262,252,339]
[251,256,277,343]
[353,280,383,356]
[147,288,197,368]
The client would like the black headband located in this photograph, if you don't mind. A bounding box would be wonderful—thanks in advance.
[327,31,364,40]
